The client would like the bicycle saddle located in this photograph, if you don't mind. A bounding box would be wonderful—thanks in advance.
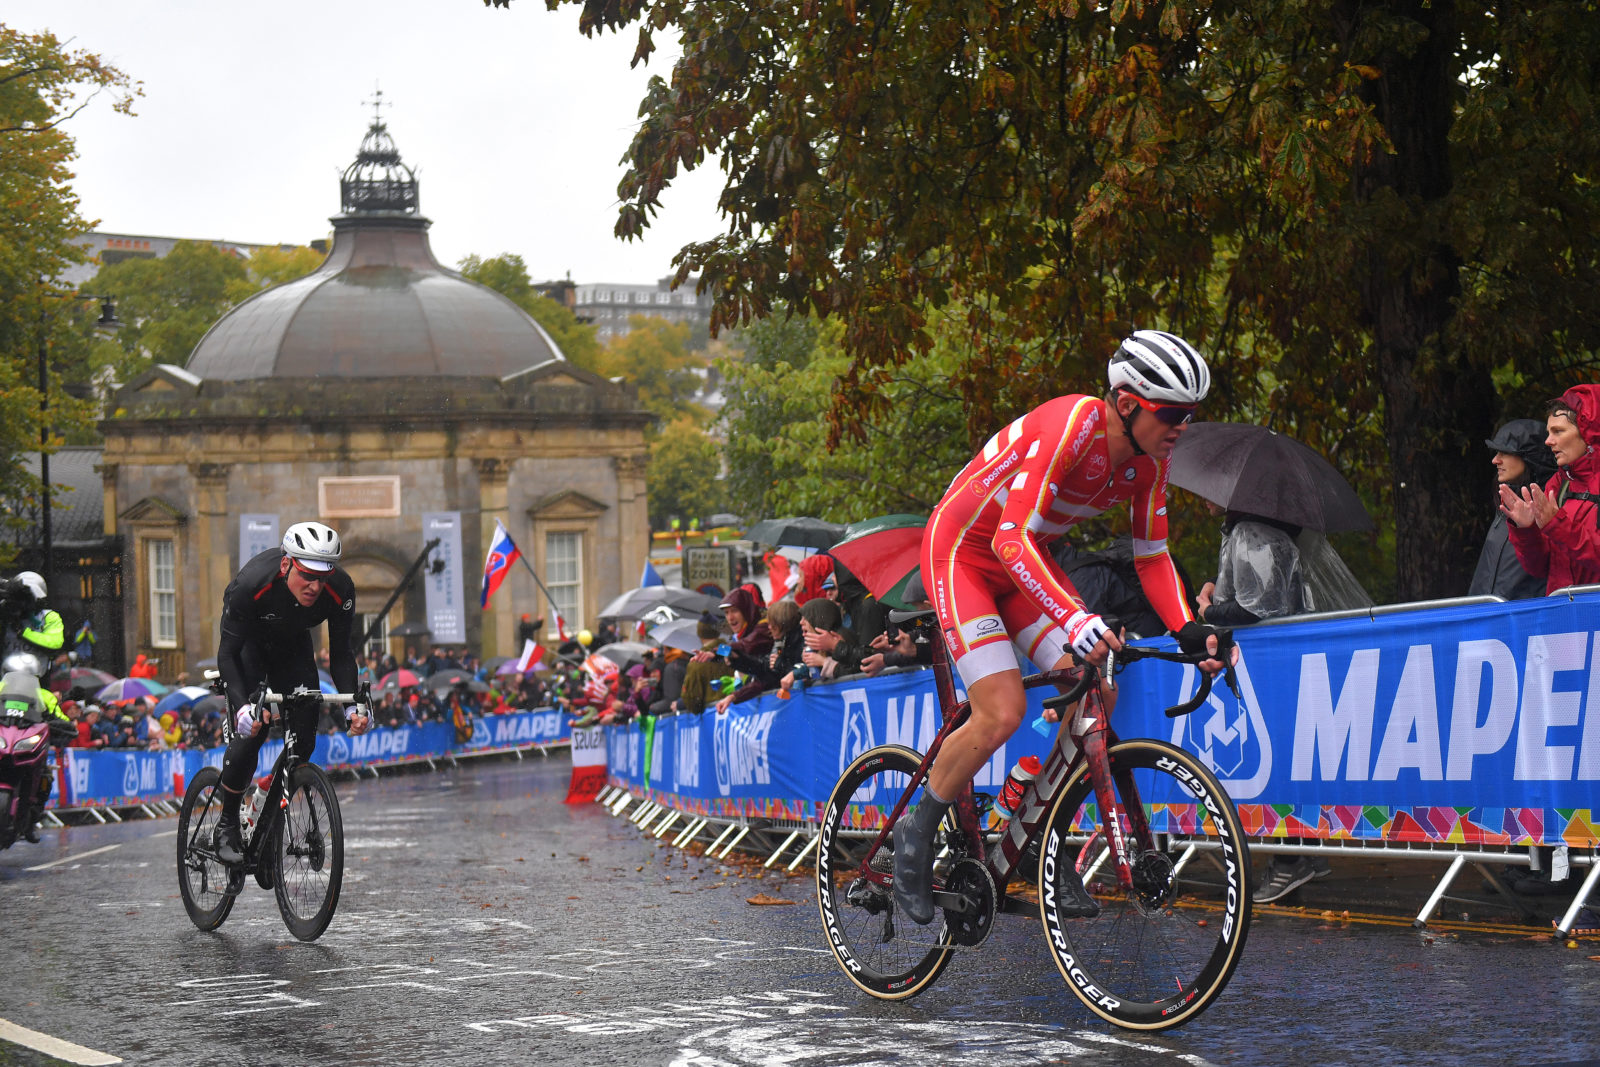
[887,606,935,625]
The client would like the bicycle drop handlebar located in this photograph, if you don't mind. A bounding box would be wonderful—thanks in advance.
[1039,636,1243,719]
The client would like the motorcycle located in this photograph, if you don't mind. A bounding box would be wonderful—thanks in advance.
[0,666,73,849]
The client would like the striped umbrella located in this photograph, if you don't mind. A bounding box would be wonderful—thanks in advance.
[96,677,169,703]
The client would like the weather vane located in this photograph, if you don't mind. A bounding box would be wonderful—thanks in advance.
[365,84,388,127]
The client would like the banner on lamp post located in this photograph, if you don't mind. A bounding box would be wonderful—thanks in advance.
[240,514,279,567]
[422,512,466,644]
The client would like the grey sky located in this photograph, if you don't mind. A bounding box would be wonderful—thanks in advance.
[9,0,725,285]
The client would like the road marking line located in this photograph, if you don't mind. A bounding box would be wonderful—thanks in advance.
[0,1018,122,1065]
[25,843,122,871]
[148,829,178,839]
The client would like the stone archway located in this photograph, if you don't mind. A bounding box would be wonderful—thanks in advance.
[341,555,406,663]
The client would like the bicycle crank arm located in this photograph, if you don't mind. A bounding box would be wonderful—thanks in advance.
[930,889,979,913]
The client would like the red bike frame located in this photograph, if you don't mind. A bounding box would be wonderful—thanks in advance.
[851,622,1144,904]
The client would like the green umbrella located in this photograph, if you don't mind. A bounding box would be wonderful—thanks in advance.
[831,514,929,610]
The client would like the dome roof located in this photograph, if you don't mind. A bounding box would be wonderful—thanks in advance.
[185,121,565,382]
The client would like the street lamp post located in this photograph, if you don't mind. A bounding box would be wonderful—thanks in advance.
[36,293,119,595]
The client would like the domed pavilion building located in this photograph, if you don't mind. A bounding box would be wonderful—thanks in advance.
[100,118,652,675]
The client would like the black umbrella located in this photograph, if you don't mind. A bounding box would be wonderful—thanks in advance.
[1168,423,1374,533]
[389,621,432,638]
[594,641,652,670]
[744,516,847,551]
[598,585,722,620]
[425,670,490,693]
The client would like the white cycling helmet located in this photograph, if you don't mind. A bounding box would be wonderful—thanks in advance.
[281,521,342,573]
[3,652,43,678]
[1108,330,1211,405]
[14,571,46,602]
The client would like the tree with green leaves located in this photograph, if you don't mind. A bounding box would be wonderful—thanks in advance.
[457,253,605,374]
[517,0,1600,600]
[91,241,250,377]
[245,244,325,289]
[0,24,138,564]
[647,414,724,528]
[88,241,326,387]
[596,315,712,427]
[719,311,975,521]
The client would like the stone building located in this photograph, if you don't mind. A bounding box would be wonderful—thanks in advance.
[98,117,652,677]
[572,278,713,344]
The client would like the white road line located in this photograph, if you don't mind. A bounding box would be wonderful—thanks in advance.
[25,843,122,871]
[148,829,178,838]
[0,1017,122,1065]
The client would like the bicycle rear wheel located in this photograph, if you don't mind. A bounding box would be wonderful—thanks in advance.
[273,763,343,941]
[815,744,954,999]
[1038,738,1250,1029]
[176,766,236,931]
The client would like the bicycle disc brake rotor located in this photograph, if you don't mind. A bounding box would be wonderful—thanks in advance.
[941,858,996,947]
[1129,849,1178,912]
[305,826,325,872]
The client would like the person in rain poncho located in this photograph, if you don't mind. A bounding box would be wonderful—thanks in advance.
[1194,507,1305,626]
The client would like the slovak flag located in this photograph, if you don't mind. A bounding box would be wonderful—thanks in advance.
[480,519,522,608]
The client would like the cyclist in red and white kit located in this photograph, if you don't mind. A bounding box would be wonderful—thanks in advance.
[895,330,1236,924]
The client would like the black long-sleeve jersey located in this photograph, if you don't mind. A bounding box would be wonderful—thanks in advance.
[217,548,358,712]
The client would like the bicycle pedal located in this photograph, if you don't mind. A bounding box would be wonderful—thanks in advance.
[222,870,246,897]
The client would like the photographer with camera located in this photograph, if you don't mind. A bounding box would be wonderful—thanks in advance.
[1,572,65,669]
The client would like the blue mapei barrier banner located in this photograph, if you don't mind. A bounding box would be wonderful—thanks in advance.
[57,709,573,809]
[608,670,1061,823]
[609,592,1600,846]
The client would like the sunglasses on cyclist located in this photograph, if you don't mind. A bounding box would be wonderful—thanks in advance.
[288,560,328,582]
[1124,392,1198,426]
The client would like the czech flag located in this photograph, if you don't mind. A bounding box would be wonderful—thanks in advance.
[480,519,522,608]
[640,559,664,588]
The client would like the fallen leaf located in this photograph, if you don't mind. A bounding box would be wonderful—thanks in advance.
[746,892,797,906]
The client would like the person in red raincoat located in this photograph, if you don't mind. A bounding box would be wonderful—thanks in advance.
[1501,383,1600,593]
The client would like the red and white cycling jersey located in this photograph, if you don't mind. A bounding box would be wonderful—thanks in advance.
[921,394,1194,685]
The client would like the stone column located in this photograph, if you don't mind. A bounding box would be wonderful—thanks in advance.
[476,457,512,659]
[191,462,233,673]
[98,462,119,537]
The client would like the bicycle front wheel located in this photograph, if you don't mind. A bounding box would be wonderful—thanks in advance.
[176,766,236,931]
[273,763,344,941]
[1038,739,1251,1030]
[815,744,954,999]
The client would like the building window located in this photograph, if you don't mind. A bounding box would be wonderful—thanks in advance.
[149,539,177,647]
[655,291,670,304]
[359,613,389,658]
[545,530,583,635]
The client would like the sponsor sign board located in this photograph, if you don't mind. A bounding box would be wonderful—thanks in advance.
[604,592,1600,845]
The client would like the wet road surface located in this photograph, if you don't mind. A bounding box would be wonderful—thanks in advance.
[3,755,1598,1067]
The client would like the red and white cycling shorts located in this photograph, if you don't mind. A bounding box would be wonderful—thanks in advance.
[920,543,1075,690]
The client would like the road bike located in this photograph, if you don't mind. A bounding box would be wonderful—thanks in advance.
[815,610,1252,1030]
[177,676,358,941]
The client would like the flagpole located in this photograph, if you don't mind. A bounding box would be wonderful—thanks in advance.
[513,552,573,635]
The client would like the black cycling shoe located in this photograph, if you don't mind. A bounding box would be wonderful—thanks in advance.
[23,820,41,844]
[891,796,950,926]
[213,815,245,866]
[1055,864,1101,919]
[254,824,278,891]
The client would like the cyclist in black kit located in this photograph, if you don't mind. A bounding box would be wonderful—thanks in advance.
[213,521,371,865]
